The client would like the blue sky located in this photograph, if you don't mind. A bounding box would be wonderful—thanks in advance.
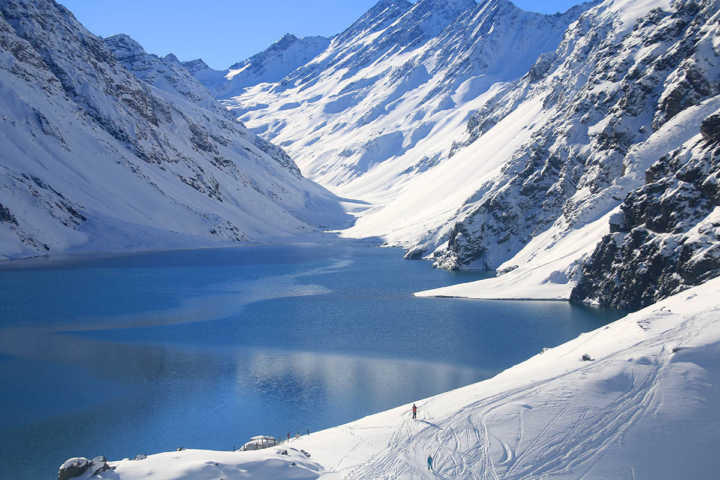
[60,0,585,70]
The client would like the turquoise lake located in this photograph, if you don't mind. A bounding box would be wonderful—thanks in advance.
[0,238,621,478]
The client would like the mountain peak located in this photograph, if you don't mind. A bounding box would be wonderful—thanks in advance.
[183,58,211,74]
[274,33,299,49]
[390,0,476,40]
[336,0,412,42]
[104,34,145,61]
[227,33,330,73]
[371,0,413,13]
[416,0,476,11]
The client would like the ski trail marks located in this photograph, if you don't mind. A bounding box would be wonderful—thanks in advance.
[341,350,669,480]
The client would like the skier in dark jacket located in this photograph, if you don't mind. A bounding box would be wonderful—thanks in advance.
[427,455,433,471]
[412,403,417,419]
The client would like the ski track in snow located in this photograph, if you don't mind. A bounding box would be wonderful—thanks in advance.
[317,306,708,480]
[345,357,662,480]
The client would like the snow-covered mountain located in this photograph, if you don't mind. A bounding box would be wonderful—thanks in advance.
[416,0,720,310]
[183,34,330,99]
[0,0,348,260]
[197,0,720,310]
[105,34,222,112]
[215,0,585,189]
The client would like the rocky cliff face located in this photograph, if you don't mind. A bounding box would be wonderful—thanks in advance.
[105,33,222,112]
[572,109,720,309]
[0,0,347,259]
[104,34,304,178]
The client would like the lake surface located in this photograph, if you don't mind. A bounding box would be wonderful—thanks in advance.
[0,238,621,478]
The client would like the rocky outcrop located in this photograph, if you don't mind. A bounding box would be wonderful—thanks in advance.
[572,112,720,310]
[58,456,112,480]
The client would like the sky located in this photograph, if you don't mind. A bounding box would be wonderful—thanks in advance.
[59,0,586,70]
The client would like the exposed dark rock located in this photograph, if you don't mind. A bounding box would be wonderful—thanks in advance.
[58,457,89,480]
[253,136,302,177]
[0,203,17,224]
[527,52,556,83]
[701,113,720,143]
[572,131,720,310]
[189,122,219,154]
[404,246,426,260]
[608,211,627,233]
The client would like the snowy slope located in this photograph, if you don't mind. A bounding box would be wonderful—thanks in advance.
[416,96,720,301]
[0,0,349,260]
[66,275,720,479]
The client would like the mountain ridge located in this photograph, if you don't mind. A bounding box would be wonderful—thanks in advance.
[0,0,348,260]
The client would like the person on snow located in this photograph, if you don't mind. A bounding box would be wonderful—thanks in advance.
[427,455,433,471]
[412,403,417,420]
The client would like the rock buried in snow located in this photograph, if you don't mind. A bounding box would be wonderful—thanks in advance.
[403,247,426,260]
[701,113,720,143]
[58,456,114,480]
[581,353,594,361]
[58,458,90,480]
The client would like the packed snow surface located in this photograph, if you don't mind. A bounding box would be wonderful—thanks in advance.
[93,276,720,479]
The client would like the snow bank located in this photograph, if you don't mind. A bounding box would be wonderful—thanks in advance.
[414,208,614,300]
[101,448,321,480]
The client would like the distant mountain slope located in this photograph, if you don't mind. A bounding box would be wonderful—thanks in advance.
[0,0,348,260]
[215,0,585,189]
[183,34,330,99]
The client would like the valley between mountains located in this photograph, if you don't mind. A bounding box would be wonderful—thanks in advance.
[4,0,720,478]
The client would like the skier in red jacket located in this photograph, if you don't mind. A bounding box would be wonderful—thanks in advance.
[412,403,417,420]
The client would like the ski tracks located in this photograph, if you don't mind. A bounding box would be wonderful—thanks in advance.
[336,326,690,480]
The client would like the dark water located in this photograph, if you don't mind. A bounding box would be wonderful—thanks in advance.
[0,239,621,478]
